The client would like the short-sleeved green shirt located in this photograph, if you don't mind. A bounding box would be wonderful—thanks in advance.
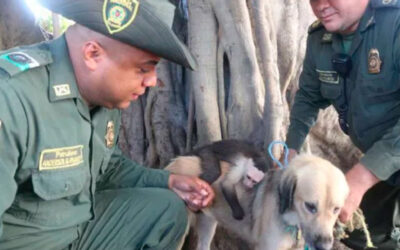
[287,0,400,180]
[0,36,169,240]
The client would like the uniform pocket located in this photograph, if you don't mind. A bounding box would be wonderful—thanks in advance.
[320,82,342,100]
[360,74,399,98]
[32,167,87,200]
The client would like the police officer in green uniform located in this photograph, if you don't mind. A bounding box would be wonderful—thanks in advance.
[0,0,215,249]
[285,0,400,249]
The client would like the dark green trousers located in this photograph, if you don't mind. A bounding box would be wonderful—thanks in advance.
[0,188,187,250]
[342,182,400,250]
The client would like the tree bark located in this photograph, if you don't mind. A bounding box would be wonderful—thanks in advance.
[0,0,43,50]
[120,1,359,249]
[1,0,359,249]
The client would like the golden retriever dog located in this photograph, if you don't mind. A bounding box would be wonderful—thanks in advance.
[166,153,349,250]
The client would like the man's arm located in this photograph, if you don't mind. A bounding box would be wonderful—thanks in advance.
[286,35,331,151]
[338,115,400,222]
[284,35,329,163]
[339,163,379,222]
[98,147,214,209]
[98,146,171,189]
[0,86,28,237]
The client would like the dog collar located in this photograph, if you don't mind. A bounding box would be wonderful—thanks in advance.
[284,224,312,250]
[284,224,302,245]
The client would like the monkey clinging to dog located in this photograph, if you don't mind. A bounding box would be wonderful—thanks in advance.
[166,139,270,220]
[168,152,349,250]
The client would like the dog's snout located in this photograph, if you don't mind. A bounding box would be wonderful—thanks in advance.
[313,234,333,250]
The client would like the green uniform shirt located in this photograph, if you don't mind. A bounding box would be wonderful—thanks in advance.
[287,0,400,180]
[0,36,170,240]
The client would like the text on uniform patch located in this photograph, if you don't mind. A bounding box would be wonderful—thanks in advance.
[316,70,339,84]
[39,145,84,170]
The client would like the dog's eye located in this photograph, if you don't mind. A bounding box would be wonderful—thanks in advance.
[305,202,317,214]
[333,207,340,214]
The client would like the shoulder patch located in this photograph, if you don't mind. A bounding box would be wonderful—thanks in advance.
[321,33,333,43]
[371,0,400,8]
[0,48,52,77]
[308,20,324,34]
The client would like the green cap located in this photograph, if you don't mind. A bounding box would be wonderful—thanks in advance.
[37,0,197,70]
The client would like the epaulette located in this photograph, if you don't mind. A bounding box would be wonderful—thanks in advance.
[308,20,324,34]
[0,46,52,78]
[371,0,400,8]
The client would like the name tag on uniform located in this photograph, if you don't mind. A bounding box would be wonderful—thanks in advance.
[316,70,339,84]
[39,145,84,171]
[53,84,71,97]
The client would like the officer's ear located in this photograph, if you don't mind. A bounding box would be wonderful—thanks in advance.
[82,41,105,71]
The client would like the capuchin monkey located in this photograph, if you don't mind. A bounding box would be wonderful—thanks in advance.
[168,139,270,220]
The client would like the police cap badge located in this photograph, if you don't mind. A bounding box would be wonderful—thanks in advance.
[37,0,197,70]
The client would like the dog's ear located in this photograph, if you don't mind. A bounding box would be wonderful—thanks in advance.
[278,173,297,214]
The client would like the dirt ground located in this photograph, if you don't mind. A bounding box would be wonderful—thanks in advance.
[333,240,353,250]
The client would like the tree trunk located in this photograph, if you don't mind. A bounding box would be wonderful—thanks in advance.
[1,0,359,249]
[0,0,44,50]
[120,0,359,249]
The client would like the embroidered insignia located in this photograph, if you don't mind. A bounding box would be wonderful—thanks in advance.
[316,70,339,84]
[368,48,382,74]
[363,16,375,30]
[0,52,39,71]
[103,0,140,34]
[321,33,333,43]
[39,145,84,171]
[53,84,71,97]
[308,20,323,33]
[311,20,320,29]
[105,121,115,148]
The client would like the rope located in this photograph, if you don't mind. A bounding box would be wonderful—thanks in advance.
[267,140,289,169]
[284,224,304,248]
[179,0,189,19]
[335,209,376,248]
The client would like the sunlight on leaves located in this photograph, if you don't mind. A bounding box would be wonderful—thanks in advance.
[24,0,74,35]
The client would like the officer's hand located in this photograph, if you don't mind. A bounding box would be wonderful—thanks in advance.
[339,162,379,222]
[168,174,215,212]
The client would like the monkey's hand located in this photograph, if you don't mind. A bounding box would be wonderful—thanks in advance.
[168,174,215,211]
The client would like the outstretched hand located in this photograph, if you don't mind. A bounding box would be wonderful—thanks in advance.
[339,163,379,222]
[168,174,215,211]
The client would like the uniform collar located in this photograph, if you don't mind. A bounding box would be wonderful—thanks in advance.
[359,4,376,33]
[47,35,80,102]
[330,5,374,55]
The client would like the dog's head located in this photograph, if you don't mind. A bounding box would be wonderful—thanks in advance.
[279,154,349,250]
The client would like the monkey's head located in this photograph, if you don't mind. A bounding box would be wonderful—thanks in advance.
[279,155,349,250]
[242,163,265,189]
